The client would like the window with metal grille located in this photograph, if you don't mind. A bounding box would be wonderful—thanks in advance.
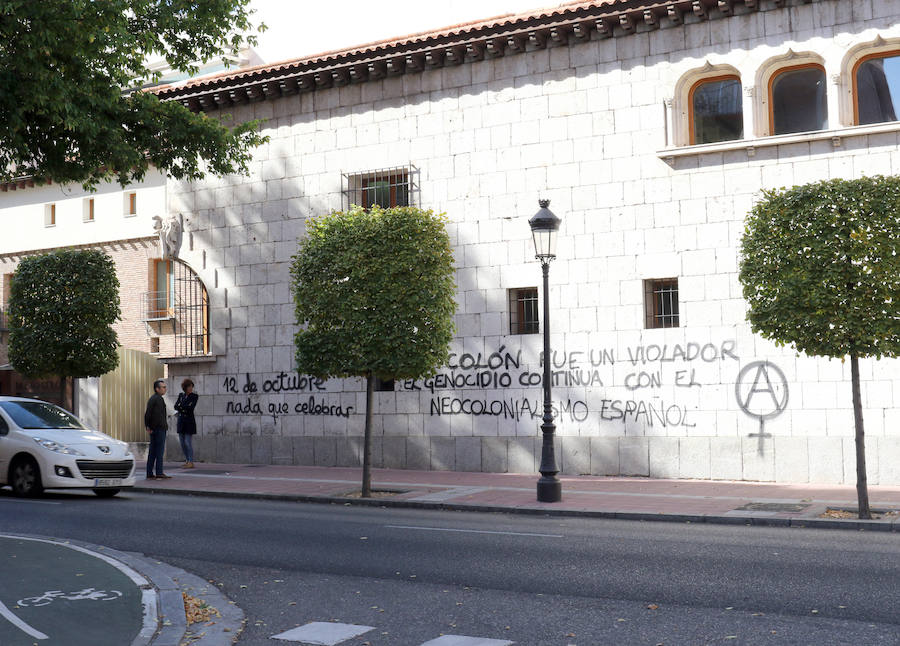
[509,288,539,335]
[343,165,419,210]
[644,279,680,328]
[142,259,210,357]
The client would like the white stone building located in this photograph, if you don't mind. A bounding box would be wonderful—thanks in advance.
[2,0,900,484]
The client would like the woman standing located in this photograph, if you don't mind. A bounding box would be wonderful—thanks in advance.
[174,378,199,468]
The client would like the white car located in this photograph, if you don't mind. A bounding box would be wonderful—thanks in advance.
[0,396,135,497]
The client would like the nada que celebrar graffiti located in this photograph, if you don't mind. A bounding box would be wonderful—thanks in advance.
[222,373,354,422]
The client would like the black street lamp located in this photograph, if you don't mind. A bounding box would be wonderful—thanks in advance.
[528,199,562,503]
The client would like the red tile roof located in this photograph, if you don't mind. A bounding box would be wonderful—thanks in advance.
[153,0,746,109]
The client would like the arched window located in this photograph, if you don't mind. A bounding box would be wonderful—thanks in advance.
[689,75,743,144]
[770,64,828,135]
[143,258,209,357]
[854,51,900,125]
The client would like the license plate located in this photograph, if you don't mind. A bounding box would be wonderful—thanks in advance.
[94,478,123,487]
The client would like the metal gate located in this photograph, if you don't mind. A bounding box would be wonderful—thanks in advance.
[99,347,163,442]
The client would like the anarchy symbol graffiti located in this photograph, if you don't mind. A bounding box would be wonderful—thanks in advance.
[735,361,790,455]
[735,361,789,421]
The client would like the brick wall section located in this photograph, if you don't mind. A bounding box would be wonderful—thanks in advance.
[0,238,158,365]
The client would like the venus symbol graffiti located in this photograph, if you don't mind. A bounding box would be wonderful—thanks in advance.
[735,361,789,454]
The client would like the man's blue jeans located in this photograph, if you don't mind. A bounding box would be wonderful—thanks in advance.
[179,433,194,463]
[146,429,167,477]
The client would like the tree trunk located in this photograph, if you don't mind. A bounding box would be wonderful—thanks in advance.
[361,372,374,498]
[849,353,871,520]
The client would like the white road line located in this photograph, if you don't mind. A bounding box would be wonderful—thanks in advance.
[385,525,563,538]
[0,498,61,505]
[271,621,375,644]
[420,636,514,646]
[0,599,48,640]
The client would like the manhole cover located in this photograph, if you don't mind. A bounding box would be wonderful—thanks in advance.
[735,502,810,513]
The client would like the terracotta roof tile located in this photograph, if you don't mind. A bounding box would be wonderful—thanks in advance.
[153,0,636,98]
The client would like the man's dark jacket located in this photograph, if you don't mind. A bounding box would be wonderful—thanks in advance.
[144,393,168,431]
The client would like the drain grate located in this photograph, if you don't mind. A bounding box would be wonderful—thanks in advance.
[735,502,810,513]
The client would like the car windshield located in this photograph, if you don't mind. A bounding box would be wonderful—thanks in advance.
[0,401,85,430]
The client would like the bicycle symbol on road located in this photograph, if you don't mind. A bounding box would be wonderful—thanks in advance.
[17,588,123,607]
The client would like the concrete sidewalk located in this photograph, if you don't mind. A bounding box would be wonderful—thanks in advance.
[134,461,900,531]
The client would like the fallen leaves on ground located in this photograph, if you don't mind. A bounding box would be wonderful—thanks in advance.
[183,592,221,625]
[819,508,899,519]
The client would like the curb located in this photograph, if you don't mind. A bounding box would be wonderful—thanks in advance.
[3,533,243,646]
[132,485,899,532]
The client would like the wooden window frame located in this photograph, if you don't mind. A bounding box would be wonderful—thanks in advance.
[767,63,827,135]
[44,203,56,227]
[83,198,95,222]
[688,74,742,145]
[852,49,900,125]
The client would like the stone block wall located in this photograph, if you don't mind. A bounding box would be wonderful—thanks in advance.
[159,0,900,484]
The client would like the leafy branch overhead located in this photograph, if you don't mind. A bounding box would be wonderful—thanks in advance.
[8,249,121,379]
[0,0,268,188]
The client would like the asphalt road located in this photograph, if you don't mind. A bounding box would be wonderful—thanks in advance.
[1,488,898,645]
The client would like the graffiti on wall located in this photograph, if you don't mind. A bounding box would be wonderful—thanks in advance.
[735,361,790,454]
[223,373,354,422]
[214,340,793,433]
[399,340,739,427]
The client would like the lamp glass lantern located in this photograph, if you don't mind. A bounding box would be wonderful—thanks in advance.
[529,199,561,261]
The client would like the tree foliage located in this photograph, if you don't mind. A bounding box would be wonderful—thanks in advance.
[292,206,457,382]
[8,250,121,378]
[291,206,456,495]
[0,0,267,188]
[740,176,900,359]
[739,175,900,519]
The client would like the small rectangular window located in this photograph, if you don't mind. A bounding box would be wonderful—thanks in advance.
[83,198,95,222]
[644,279,680,328]
[343,166,418,210]
[509,288,539,335]
[124,192,137,216]
[44,204,56,227]
[375,378,395,392]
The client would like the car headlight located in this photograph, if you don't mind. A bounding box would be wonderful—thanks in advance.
[32,437,85,456]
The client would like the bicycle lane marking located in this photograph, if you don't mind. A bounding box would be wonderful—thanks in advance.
[0,535,156,645]
[0,599,48,640]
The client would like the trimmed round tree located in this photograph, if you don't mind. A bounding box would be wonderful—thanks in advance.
[9,249,121,378]
[739,176,900,519]
[291,205,456,496]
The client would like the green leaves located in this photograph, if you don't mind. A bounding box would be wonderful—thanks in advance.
[290,206,457,382]
[0,0,267,188]
[739,176,900,359]
[8,249,121,378]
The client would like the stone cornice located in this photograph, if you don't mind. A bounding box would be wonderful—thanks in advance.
[154,0,787,112]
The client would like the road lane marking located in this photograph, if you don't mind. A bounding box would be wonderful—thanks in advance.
[421,636,514,646]
[0,498,61,505]
[0,599,48,640]
[385,525,563,538]
[271,621,375,643]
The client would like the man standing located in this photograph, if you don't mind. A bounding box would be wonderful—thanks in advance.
[144,379,172,480]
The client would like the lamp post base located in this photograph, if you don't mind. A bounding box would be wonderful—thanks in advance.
[537,476,562,503]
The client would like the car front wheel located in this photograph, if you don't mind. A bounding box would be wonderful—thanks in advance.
[92,488,120,498]
[10,457,43,497]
